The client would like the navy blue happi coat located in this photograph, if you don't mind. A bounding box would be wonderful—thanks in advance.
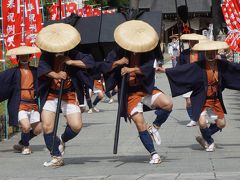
[37,50,95,111]
[100,46,157,118]
[0,67,38,126]
[178,48,205,65]
[166,59,240,121]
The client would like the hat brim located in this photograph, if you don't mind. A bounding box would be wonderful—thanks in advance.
[192,41,229,51]
[6,46,41,56]
[114,20,159,53]
[36,23,81,53]
[180,33,207,41]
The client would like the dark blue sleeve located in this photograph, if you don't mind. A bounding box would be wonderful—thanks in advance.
[178,49,190,66]
[0,68,16,102]
[220,60,240,90]
[69,50,95,69]
[37,53,53,78]
[139,52,155,78]
[166,63,204,97]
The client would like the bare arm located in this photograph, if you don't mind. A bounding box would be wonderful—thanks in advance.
[46,71,67,80]
[65,59,88,69]
[111,57,129,70]
[121,67,143,76]
[155,66,166,73]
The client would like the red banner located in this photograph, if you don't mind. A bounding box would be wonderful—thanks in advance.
[0,42,2,61]
[222,0,240,52]
[66,2,78,17]
[78,9,83,17]
[83,5,93,17]
[24,0,43,46]
[48,3,117,18]
[2,0,22,50]
[49,3,65,20]
[2,0,43,63]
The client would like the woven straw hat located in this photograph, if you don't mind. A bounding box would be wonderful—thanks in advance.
[6,46,41,56]
[36,23,81,53]
[180,33,207,41]
[114,20,159,53]
[192,41,229,51]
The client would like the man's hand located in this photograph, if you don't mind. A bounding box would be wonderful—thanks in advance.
[117,57,129,66]
[155,66,166,73]
[55,71,67,80]
[112,57,129,70]
[55,55,72,67]
[121,67,135,76]
[65,59,73,66]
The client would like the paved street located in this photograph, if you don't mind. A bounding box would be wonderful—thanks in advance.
[0,61,240,180]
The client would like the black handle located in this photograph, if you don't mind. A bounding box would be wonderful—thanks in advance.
[51,65,67,155]
[113,73,127,154]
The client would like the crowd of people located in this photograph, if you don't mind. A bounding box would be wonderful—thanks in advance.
[0,19,240,168]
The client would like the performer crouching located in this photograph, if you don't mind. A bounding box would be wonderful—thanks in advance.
[2,46,42,155]
[36,23,95,167]
[157,40,240,152]
[104,20,173,163]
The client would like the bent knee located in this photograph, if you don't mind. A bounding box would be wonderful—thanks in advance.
[198,116,207,128]
[42,124,53,134]
[216,119,226,129]
[21,126,31,133]
[161,99,173,111]
[155,97,173,111]
[98,92,104,99]
[166,100,173,110]
[33,128,42,135]
[70,124,82,133]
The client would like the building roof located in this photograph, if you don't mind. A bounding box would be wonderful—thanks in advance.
[139,0,212,13]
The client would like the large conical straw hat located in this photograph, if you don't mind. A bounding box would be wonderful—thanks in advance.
[192,41,229,51]
[6,46,41,56]
[114,20,159,53]
[180,33,207,41]
[36,23,81,53]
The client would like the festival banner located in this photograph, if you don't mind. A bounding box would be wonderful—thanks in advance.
[24,0,43,46]
[83,5,93,17]
[2,0,22,50]
[93,8,101,16]
[49,3,65,20]
[65,2,78,17]
[222,0,240,52]
[78,8,83,17]
[0,41,3,61]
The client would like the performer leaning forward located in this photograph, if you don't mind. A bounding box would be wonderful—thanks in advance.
[157,40,240,152]
[1,46,42,155]
[102,20,173,164]
[178,33,207,127]
[36,23,95,167]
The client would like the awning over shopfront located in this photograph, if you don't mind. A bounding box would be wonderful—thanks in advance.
[162,17,212,32]
[140,0,212,13]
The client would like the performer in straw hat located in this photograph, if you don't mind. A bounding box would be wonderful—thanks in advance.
[0,46,42,155]
[102,20,173,164]
[179,33,207,127]
[36,23,95,167]
[156,40,240,152]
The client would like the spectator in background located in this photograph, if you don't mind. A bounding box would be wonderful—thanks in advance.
[168,34,180,67]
